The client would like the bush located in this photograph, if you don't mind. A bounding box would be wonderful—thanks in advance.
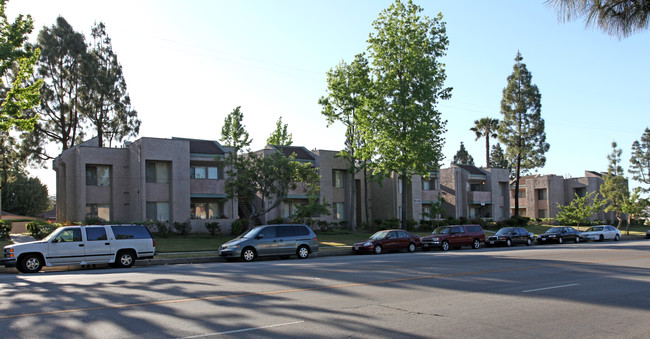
[405,219,418,231]
[384,218,400,228]
[267,217,285,225]
[0,220,12,241]
[231,218,249,236]
[173,221,191,236]
[154,221,172,238]
[26,220,58,239]
[85,217,107,225]
[204,221,221,236]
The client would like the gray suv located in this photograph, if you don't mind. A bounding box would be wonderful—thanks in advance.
[218,224,318,262]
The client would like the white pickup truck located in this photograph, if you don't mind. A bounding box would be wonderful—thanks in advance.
[1,224,156,273]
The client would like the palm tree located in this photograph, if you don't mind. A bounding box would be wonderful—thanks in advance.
[470,117,499,167]
[546,0,650,39]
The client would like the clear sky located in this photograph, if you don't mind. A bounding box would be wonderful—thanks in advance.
[6,0,649,193]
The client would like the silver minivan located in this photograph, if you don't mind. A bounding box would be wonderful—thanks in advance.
[218,224,318,262]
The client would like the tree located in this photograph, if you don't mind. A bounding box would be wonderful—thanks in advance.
[360,0,451,229]
[266,116,293,146]
[453,142,474,165]
[489,143,510,169]
[81,22,140,147]
[319,53,373,231]
[546,0,650,38]
[629,127,650,192]
[1,175,49,216]
[224,151,320,229]
[600,141,629,228]
[470,117,499,167]
[556,191,603,229]
[31,17,87,157]
[0,0,42,214]
[498,52,549,216]
[220,106,251,155]
[621,187,648,234]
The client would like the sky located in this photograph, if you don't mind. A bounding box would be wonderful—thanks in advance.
[6,0,650,194]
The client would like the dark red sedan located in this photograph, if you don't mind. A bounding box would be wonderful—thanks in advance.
[353,229,420,254]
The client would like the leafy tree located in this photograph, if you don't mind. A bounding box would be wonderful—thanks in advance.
[81,22,140,147]
[266,116,293,146]
[621,187,648,234]
[629,127,650,192]
[0,0,42,213]
[290,192,331,227]
[489,143,510,169]
[470,117,499,167]
[498,52,549,216]
[1,175,49,216]
[453,142,474,165]
[600,141,629,228]
[359,0,451,229]
[546,0,650,38]
[31,17,87,157]
[225,151,320,229]
[556,191,603,229]
[319,53,373,231]
[220,106,252,155]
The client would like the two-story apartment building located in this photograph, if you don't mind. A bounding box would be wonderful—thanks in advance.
[54,137,237,232]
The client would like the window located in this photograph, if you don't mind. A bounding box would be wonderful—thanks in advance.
[519,189,526,198]
[470,183,483,191]
[423,180,430,191]
[333,170,345,188]
[537,189,547,200]
[111,225,153,239]
[146,161,170,183]
[575,187,587,198]
[334,202,344,220]
[86,165,111,186]
[147,202,170,221]
[277,225,310,237]
[86,227,107,241]
[538,209,547,218]
[86,204,110,221]
[191,166,220,179]
[422,205,431,220]
[54,228,82,242]
[190,200,223,219]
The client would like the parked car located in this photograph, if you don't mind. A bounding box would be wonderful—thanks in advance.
[421,225,485,251]
[537,226,582,244]
[218,224,318,262]
[1,224,156,273]
[581,225,621,241]
[486,227,534,247]
[353,229,420,254]
[646,230,650,239]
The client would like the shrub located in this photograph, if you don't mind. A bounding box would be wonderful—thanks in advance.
[0,220,12,241]
[384,218,400,228]
[85,217,107,225]
[230,218,249,236]
[267,217,285,225]
[26,220,58,239]
[204,221,221,236]
[173,221,191,236]
[405,219,418,231]
[154,221,172,238]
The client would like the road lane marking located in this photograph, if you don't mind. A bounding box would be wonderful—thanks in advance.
[178,321,304,338]
[522,283,580,293]
[2,253,650,320]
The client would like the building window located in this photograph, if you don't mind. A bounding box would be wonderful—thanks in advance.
[334,202,344,220]
[190,199,223,219]
[575,187,587,198]
[86,165,111,186]
[537,189,547,200]
[538,209,547,218]
[147,202,170,221]
[519,189,526,198]
[146,161,170,183]
[86,204,110,221]
[470,183,482,191]
[422,205,431,220]
[333,170,345,188]
[190,166,220,179]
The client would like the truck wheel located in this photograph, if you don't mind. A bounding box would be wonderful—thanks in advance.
[441,241,450,251]
[19,254,43,273]
[116,250,136,268]
[472,239,481,249]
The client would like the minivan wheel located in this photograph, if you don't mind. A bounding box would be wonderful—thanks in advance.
[441,241,450,251]
[506,239,512,247]
[526,238,533,246]
[407,242,416,253]
[241,247,256,262]
[472,239,480,249]
[374,244,383,254]
[19,254,43,273]
[116,250,136,268]
[297,245,310,259]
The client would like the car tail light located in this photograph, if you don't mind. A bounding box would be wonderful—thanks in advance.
[314,237,317,242]
[152,238,156,248]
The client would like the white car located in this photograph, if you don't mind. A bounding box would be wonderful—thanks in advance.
[581,225,621,242]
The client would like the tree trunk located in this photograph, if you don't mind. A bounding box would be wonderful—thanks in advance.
[364,167,369,227]
[485,135,490,168]
[401,171,407,229]
[348,169,356,232]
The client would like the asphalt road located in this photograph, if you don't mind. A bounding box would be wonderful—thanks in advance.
[1,240,649,338]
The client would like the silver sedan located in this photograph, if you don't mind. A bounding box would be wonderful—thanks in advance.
[581,225,621,241]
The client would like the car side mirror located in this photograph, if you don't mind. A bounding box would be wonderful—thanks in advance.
[256,234,264,239]
[385,235,391,239]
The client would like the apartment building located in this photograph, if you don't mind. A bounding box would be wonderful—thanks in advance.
[511,171,619,220]
[53,137,237,232]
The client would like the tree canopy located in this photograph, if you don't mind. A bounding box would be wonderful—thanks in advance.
[266,116,293,146]
[220,106,251,155]
[629,127,650,192]
[453,142,474,166]
[556,191,603,229]
[470,117,499,167]
[1,174,50,216]
[489,143,510,170]
[600,141,629,228]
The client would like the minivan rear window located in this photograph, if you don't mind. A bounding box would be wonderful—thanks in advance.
[111,225,152,240]
[277,225,310,237]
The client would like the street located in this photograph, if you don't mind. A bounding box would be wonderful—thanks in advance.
[2,240,650,338]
